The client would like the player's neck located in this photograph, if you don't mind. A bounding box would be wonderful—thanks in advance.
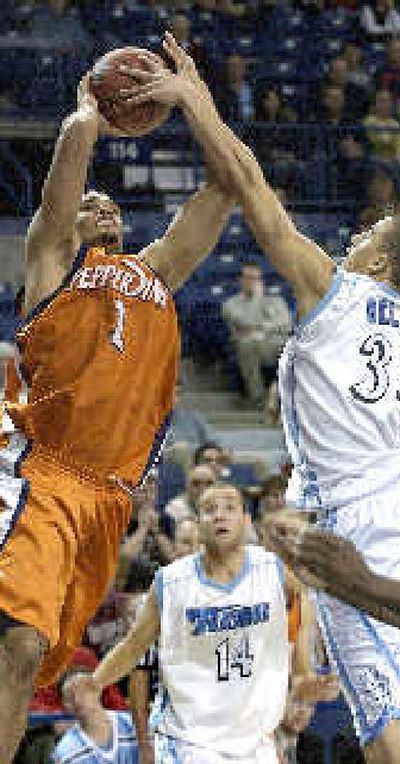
[202,544,246,585]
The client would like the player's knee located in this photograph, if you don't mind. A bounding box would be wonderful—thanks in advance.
[2,626,47,686]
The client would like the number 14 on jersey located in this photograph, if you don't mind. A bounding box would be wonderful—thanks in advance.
[215,635,254,682]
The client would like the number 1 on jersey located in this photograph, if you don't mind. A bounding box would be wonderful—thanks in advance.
[111,298,126,353]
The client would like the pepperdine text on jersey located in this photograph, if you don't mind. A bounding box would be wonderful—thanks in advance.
[69,258,168,308]
[185,603,270,636]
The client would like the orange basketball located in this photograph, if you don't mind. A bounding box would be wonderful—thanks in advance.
[89,47,171,136]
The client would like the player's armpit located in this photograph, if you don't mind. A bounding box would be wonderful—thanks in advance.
[139,181,234,293]
[93,585,160,690]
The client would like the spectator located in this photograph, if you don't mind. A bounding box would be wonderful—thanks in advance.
[342,41,373,119]
[174,517,200,557]
[222,262,291,407]
[164,463,216,522]
[51,664,137,763]
[254,87,300,195]
[357,168,397,228]
[376,36,400,98]
[318,83,347,124]
[168,12,210,80]
[360,0,400,40]
[119,475,175,566]
[164,374,220,472]
[193,441,232,478]
[28,0,91,53]
[364,87,400,161]
[257,474,287,517]
[216,54,254,122]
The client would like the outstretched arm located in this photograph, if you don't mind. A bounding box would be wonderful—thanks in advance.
[263,514,400,628]
[140,179,234,293]
[126,35,335,316]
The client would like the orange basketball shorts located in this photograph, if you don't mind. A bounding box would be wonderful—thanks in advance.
[0,441,132,687]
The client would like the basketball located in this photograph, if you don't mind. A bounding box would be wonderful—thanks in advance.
[89,47,171,136]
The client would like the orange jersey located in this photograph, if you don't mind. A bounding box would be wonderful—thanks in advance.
[288,589,301,644]
[5,247,180,486]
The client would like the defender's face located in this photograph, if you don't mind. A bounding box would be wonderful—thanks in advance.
[343,217,392,276]
[76,192,123,251]
[198,487,246,551]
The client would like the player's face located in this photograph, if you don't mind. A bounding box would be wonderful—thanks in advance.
[343,217,392,277]
[198,487,246,551]
[76,192,123,252]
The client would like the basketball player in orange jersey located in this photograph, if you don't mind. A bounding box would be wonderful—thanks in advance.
[0,76,235,761]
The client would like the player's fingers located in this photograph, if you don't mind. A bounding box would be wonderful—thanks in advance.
[124,86,164,104]
[119,65,156,83]
[163,32,193,70]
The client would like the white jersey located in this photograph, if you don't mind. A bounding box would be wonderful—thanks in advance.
[153,546,289,758]
[279,268,400,509]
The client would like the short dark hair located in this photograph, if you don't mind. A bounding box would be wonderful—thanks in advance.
[193,442,223,466]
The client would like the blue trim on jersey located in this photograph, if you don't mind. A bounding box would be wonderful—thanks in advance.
[361,709,400,746]
[194,547,250,592]
[275,556,285,591]
[317,598,369,737]
[296,267,344,332]
[287,342,324,511]
[154,568,163,613]
[22,245,87,327]
[359,611,400,687]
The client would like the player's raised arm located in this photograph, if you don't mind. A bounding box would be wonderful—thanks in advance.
[139,178,234,293]
[126,35,335,316]
[26,79,102,259]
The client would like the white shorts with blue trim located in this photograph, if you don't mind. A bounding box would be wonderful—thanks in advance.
[154,734,278,764]
[316,486,400,746]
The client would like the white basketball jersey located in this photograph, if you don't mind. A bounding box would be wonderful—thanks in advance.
[279,268,400,509]
[153,546,289,758]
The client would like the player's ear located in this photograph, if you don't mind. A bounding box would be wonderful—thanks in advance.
[368,252,389,277]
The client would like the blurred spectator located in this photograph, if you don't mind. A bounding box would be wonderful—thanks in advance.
[257,474,287,517]
[360,0,400,40]
[357,168,397,228]
[168,12,211,80]
[174,517,200,557]
[375,36,400,97]
[342,42,373,120]
[318,84,347,124]
[222,263,291,407]
[254,87,300,195]
[363,87,400,161]
[52,664,137,763]
[163,374,220,472]
[193,441,232,478]
[27,0,91,53]
[120,475,175,565]
[216,54,254,122]
[164,463,216,522]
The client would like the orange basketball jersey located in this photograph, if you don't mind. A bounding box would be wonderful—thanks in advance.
[5,247,180,487]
